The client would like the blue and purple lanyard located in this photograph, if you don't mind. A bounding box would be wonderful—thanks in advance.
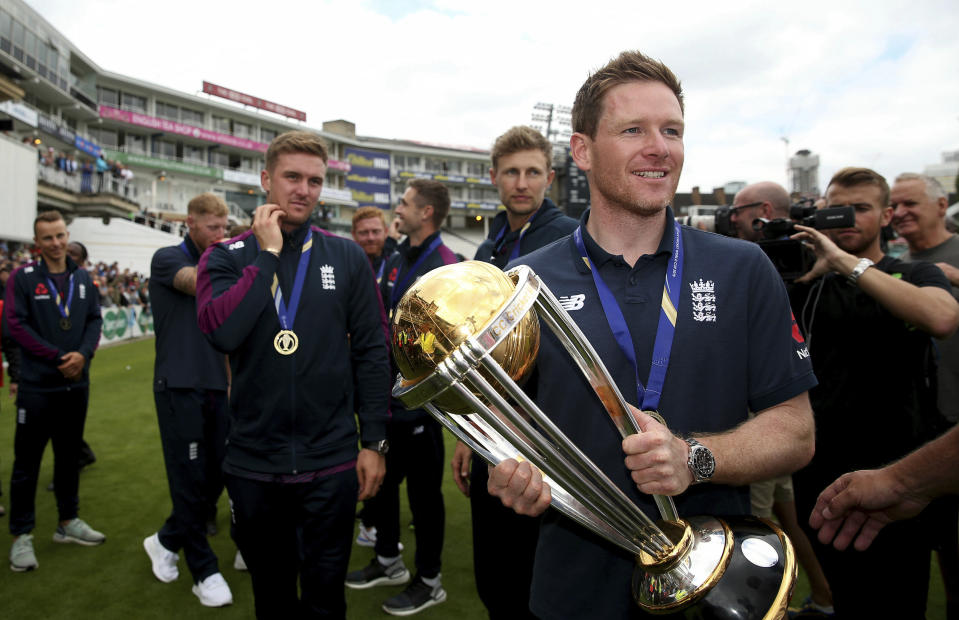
[46,272,75,320]
[492,206,542,264]
[270,236,313,331]
[391,236,443,308]
[573,220,684,411]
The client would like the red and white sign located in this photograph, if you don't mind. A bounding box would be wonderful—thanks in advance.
[203,81,307,122]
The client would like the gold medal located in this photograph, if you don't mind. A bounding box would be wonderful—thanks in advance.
[274,329,299,355]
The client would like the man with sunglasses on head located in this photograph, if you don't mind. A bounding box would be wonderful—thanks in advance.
[789,166,959,618]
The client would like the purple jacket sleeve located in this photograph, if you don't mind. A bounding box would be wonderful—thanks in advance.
[4,266,61,362]
[196,242,278,353]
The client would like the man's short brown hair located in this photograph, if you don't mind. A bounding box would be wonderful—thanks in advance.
[265,130,329,171]
[828,167,890,208]
[352,206,387,231]
[572,50,684,139]
[491,126,552,171]
[407,179,450,228]
[188,192,229,217]
[34,210,64,235]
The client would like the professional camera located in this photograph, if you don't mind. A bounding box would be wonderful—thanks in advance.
[753,202,855,281]
[676,207,733,237]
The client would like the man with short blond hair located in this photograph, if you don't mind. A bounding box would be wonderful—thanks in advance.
[144,192,233,606]
[197,131,390,617]
[6,210,105,572]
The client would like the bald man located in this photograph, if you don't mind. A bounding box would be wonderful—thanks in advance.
[729,181,791,242]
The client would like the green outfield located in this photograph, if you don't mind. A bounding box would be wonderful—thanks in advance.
[0,338,948,618]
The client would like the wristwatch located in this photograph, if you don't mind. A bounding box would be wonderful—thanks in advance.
[847,257,874,285]
[685,438,715,484]
[362,439,389,456]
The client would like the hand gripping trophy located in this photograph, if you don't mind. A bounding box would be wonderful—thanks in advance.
[391,261,796,619]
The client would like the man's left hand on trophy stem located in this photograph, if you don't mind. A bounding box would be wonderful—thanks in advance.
[623,406,694,496]
[487,459,551,517]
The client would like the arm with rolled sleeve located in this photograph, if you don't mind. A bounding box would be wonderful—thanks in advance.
[196,242,278,353]
[625,249,816,496]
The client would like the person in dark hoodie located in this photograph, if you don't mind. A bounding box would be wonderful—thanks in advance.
[472,126,578,268]
[452,125,577,619]
[196,131,391,618]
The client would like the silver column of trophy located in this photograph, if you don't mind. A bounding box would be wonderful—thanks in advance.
[391,261,796,619]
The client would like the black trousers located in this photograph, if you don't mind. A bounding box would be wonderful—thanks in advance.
[225,468,358,619]
[154,386,229,582]
[470,455,540,619]
[372,415,445,578]
[9,387,88,536]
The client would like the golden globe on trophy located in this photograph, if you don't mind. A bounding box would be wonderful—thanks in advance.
[391,261,796,619]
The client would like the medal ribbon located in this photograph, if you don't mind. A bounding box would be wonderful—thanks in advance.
[391,236,443,308]
[178,240,193,260]
[492,206,542,264]
[573,220,684,411]
[46,273,76,320]
[270,236,313,330]
[375,257,386,284]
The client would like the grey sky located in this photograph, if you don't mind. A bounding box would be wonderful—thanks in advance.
[28,0,959,194]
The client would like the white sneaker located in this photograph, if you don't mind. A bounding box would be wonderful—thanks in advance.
[143,533,179,583]
[233,549,247,571]
[192,572,233,607]
[356,523,377,547]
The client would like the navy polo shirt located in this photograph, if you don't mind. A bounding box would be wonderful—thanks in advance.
[150,235,228,391]
[509,207,817,620]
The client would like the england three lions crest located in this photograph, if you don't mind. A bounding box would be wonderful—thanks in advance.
[689,279,716,322]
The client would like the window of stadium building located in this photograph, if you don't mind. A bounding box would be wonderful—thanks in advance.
[97,86,119,107]
[122,93,146,113]
[157,102,179,121]
[212,116,230,133]
[211,151,229,167]
[126,134,147,154]
[181,107,203,126]
[184,145,205,163]
[261,129,277,143]
[156,141,176,159]
[90,128,118,149]
[233,122,252,138]
[466,161,486,176]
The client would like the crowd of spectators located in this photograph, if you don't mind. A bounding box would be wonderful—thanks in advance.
[24,136,135,196]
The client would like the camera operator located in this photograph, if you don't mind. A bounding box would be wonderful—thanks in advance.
[729,181,791,242]
[789,167,959,618]
[729,181,836,616]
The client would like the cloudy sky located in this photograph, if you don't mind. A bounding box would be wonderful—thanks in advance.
[28,0,959,194]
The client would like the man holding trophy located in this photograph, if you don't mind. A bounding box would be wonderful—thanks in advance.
[479,51,818,618]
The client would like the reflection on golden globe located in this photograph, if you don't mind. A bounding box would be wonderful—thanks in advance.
[391,261,539,414]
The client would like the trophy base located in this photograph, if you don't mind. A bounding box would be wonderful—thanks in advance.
[634,515,795,619]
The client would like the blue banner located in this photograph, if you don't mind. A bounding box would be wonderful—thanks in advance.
[74,135,102,158]
[345,147,392,208]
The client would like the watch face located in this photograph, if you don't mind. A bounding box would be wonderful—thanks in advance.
[692,447,715,479]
